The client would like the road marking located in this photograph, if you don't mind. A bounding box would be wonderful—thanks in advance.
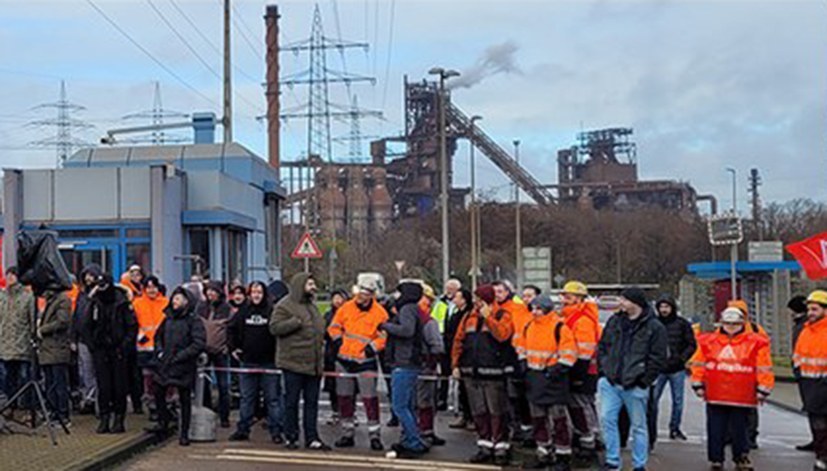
[204,448,499,470]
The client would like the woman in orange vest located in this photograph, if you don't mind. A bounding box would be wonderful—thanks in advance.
[689,307,774,471]
[523,294,577,471]
[327,281,388,451]
[793,290,827,471]
[131,275,169,417]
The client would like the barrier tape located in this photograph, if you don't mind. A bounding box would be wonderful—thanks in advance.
[200,365,448,382]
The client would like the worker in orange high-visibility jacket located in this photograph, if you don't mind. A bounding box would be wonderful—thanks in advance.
[559,280,602,458]
[690,307,773,471]
[523,294,578,470]
[131,276,169,417]
[493,280,535,449]
[452,284,514,465]
[793,290,827,471]
[327,281,388,451]
[727,298,769,449]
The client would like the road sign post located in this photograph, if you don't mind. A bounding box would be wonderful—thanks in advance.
[291,232,323,273]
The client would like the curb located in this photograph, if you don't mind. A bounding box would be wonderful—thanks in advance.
[766,398,806,416]
[69,431,172,471]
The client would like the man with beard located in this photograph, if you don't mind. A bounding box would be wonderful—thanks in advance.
[82,273,137,433]
[197,281,233,428]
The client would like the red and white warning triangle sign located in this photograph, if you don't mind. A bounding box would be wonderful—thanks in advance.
[291,232,323,259]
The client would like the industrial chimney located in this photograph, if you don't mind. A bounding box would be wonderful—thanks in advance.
[265,5,280,177]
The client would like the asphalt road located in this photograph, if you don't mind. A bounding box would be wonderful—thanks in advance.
[122,386,815,471]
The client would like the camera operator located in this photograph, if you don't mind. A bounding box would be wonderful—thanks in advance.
[37,288,72,425]
[81,273,137,434]
[0,267,35,415]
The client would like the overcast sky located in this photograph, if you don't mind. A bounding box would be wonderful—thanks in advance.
[0,0,824,211]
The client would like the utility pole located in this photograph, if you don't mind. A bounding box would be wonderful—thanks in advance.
[469,115,482,290]
[749,168,763,241]
[428,67,461,289]
[726,167,738,300]
[514,139,522,288]
[223,0,232,144]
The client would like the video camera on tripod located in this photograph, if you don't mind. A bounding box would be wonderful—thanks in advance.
[0,230,73,445]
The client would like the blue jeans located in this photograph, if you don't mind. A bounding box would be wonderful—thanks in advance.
[204,353,230,422]
[654,371,686,433]
[43,364,70,420]
[391,367,426,452]
[599,377,650,469]
[237,363,283,438]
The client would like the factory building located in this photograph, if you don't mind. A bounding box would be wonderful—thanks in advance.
[2,113,285,285]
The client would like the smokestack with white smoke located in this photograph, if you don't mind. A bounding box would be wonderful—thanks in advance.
[448,40,521,90]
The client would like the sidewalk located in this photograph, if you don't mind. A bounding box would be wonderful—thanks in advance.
[767,381,803,414]
[0,412,164,471]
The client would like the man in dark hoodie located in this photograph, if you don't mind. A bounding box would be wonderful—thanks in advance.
[197,280,233,428]
[71,263,101,414]
[381,282,428,459]
[597,288,667,471]
[269,273,330,451]
[81,273,138,434]
[229,281,283,443]
[652,295,696,442]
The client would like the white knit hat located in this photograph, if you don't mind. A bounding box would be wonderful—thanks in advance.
[720,307,745,324]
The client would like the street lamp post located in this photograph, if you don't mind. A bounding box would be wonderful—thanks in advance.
[429,67,460,289]
[726,167,738,300]
[469,115,482,290]
[514,139,522,288]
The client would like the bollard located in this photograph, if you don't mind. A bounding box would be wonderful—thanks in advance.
[189,354,217,442]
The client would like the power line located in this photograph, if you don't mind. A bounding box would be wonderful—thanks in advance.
[380,0,396,111]
[230,1,264,57]
[86,0,218,107]
[146,0,263,114]
[167,0,262,86]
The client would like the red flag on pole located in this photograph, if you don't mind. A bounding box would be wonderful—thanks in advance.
[786,231,827,279]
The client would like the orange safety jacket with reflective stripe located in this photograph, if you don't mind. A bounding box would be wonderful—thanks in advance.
[523,312,577,371]
[561,301,601,375]
[452,308,514,376]
[793,315,827,414]
[501,298,532,359]
[327,298,389,363]
[689,328,774,407]
[132,294,169,352]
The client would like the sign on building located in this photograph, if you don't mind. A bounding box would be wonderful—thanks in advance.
[522,247,552,293]
[748,241,784,262]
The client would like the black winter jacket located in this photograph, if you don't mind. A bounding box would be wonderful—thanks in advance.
[154,289,206,387]
[82,284,137,356]
[598,307,667,389]
[656,297,696,374]
[230,300,276,365]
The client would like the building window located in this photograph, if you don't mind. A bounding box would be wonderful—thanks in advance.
[188,228,210,279]
[223,229,246,284]
[126,243,151,273]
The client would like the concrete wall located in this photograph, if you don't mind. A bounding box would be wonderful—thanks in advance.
[151,165,186,284]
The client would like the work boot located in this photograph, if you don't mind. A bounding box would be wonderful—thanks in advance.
[423,434,446,447]
[179,434,191,447]
[387,416,399,427]
[111,413,126,434]
[335,436,355,448]
[670,429,688,441]
[523,453,552,469]
[734,455,754,471]
[96,413,111,434]
[551,454,572,471]
[228,431,249,441]
[709,463,724,471]
[493,451,511,467]
[469,449,493,464]
[370,437,384,451]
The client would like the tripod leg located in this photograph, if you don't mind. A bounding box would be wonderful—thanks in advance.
[32,382,58,445]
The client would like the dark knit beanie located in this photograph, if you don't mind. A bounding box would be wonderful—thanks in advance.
[621,287,648,310]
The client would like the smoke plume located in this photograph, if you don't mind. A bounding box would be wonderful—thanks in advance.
[448,40,521,90]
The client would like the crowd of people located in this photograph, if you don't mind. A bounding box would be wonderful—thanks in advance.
[1,262,827,471]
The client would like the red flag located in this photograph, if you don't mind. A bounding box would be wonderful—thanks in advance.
[786,231,827,279]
